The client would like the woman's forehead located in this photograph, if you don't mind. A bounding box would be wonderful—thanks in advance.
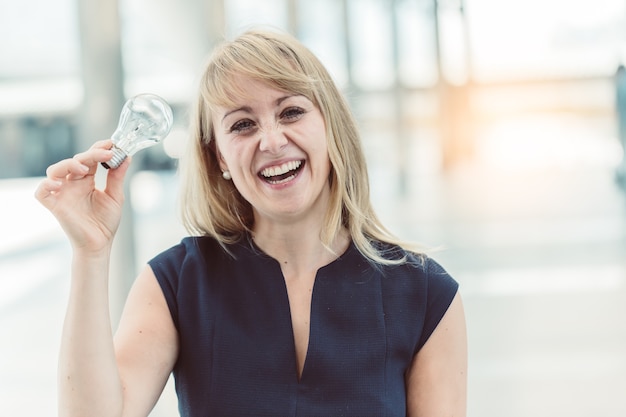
[214,77,311,110]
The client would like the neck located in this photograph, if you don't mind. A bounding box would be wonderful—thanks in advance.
[251,222,349,277]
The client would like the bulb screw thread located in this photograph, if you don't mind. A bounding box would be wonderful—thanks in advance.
[101,146,128,170]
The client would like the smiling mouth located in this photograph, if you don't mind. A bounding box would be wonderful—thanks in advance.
[259,160,304,185]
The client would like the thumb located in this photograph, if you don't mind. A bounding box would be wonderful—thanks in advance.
[104,156,132,203]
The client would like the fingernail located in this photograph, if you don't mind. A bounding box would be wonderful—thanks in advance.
[80,164,89,172]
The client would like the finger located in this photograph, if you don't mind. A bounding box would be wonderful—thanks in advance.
[46,158,91,181]
[104,156,132,202]
[89,139,114,151]
[72,148,115,174]
[34,178,63,205]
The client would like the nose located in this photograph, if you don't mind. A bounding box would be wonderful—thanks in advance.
[259,125,288,154]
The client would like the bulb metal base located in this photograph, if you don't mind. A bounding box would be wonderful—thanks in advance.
[101,146,128,170]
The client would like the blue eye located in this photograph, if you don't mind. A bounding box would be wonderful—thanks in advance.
[230,119,256,134]
[281,107,305,121]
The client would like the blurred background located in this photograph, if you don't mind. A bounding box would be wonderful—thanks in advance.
[1,0,625,415]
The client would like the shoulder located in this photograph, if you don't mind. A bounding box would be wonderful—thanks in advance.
[373,241,453,280]
[346,239,457,296]
[360,241,460,353]
[147,236,245,325]
[154,235,224,257]
[149,236,228,269]
[370,242,459,310]
[147,236,237,292]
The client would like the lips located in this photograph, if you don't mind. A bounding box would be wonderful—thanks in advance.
[259,160,304,184]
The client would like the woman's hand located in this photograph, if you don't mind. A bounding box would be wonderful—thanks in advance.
[34,139,131,254]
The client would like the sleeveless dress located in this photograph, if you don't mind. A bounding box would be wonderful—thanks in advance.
[149,236,458,417]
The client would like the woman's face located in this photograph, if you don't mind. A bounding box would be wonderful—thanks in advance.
[213,76,332,226]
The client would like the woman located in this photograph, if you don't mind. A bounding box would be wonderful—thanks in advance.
[36,29,467,417]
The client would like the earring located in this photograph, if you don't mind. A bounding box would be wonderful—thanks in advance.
[222,171,232,180]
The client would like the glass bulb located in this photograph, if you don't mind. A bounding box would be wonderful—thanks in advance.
[102,93,174,169]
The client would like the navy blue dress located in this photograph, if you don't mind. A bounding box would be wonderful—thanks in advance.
[149,236,458,417]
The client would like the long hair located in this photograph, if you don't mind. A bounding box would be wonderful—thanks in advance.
[179,28,414,264]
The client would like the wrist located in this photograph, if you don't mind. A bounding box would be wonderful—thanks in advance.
[71,245,113,265]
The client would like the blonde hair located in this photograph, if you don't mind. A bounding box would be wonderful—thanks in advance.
[179,28,414,264]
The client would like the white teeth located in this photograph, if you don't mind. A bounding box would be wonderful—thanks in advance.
[261,160,302,178]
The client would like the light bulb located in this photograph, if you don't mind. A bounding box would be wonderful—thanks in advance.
[102,93,174,169]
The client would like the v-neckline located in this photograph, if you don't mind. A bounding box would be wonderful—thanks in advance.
[243,236,355,382]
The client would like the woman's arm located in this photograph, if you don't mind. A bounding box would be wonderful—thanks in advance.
[57,249,124,417]
[114,265,179,417]
[58,261,178,417]
[406,292,468,417]
[35,142,177,417]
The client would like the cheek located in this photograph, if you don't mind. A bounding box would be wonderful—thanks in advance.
[314,127,330,160]
[213,138,233,170]
[313,117,329,150]
[300,117,328,150]
[216,139,255,175]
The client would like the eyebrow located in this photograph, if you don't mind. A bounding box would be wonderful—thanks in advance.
[221,94,302,123]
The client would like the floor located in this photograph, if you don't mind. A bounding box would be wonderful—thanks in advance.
[1,111,625,416]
